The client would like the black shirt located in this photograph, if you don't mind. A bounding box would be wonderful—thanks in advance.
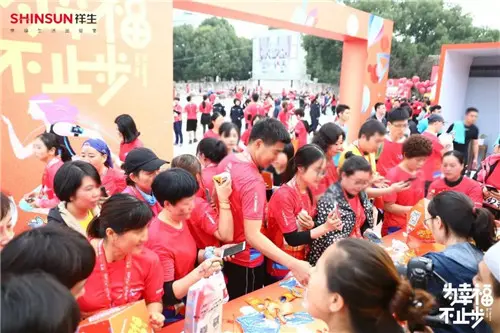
[446,122,479,155]
[264,165,283,201]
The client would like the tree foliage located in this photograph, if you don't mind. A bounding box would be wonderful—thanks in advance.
[174,17,252,82]
[302,0,500,84]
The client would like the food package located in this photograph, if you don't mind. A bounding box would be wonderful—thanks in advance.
[406,199,435,243]
[184,273,224,333]
[213,172,230,185]
[77,300,152,333]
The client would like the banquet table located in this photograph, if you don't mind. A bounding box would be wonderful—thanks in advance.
[161,230,444,333]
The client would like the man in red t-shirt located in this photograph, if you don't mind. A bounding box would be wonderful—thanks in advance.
[376,108,408,177]
[383,135,433,235]
[217,118,311,299]
[422,114,447,195]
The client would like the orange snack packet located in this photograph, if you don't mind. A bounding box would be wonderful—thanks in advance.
[406,199,435,243]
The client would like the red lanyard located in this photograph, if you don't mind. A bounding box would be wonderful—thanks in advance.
[288,178,313,216]
[97,239,133,308]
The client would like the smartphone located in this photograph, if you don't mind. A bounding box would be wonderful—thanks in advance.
[222,241,246,258]
[363,229,382,244]
[485,185,498,193]
[261,171,274,189]
[405,176,417,183]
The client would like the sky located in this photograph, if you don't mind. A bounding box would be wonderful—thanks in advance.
[173,0,500,39]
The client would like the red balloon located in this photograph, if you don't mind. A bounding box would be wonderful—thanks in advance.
[424,80,430,86]
[419,87,426,94]
[401,77,407,82]
[406,81,414,87]
[426,87,432,93]
[412,76,420,83]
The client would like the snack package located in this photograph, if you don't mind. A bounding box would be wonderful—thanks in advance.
[406,199,435,243]
[184,274,224,333]
[77,300,152,333]
[213,172,230,185]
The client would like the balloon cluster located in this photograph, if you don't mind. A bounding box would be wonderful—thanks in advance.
[387,76,435,96]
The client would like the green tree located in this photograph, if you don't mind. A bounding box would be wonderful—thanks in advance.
[302,0,500,83]
[173,17,253,81]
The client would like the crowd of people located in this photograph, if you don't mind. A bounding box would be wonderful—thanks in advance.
[1,90,499,333]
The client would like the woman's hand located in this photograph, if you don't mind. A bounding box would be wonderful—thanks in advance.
[23,191,36,202]
[214,244,236,262]
[197,257,223,279]
[372,173,389,188]
[325,211,342,231]
[390,181,412,193]
[296,210,314,230]
[483,186,500,200]
[214,177,232,202]
[149,311,165,331]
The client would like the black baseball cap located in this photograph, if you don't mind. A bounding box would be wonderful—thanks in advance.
[428,114,444,124]
[123,148,168,174]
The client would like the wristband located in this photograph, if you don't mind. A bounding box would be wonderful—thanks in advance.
[204,246,216,260]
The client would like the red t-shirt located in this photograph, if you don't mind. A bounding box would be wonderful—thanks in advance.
[146,217,197,281]
[312,161,338,198]
[347,194,366,239]
[278,110,289,129]
[174,105,182,122]
[244,104,260,124]
[236,92,243,101]
[241,129,251,146]
[201,164,218,201]
[199,102,212,115]
[185,103,197,120]
[186,197,219,248]
[217,153,267,267]
[295,120,307,149]
[101,167,127,196]
[203,129,219,139]
[119,138,143,162]
[422,132,444,182]
[385,100,392,111]
[266,184,314,277]
[78,247,164,313]
[38,157,63,208]
[263,101,272,115]
[122,186,162,216]
[376,138,404,177]
[428,177,483,208]
[287,103,295,112]
[383,166,425,235]
[209,94,216,103]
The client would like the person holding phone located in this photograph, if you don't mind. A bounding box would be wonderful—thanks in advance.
[382,135,432,235]
[146,169,231,324]
[308,155,375,266]
[170,155,234,248]
[266,144,342,282]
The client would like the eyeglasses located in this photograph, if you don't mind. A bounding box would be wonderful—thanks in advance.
[423,217,434,228]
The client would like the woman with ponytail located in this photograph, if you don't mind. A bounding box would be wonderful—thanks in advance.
[199,95,213,134]
[197,138,228,199]
[423,191,496,333]
[81,139,126,196]
[203,112,223,139]
[266,144,342,282]
[21,133,66,210]
[80,194,165,329]
[306,238,435,333]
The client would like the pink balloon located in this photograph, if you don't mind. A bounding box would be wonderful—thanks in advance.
[424,80,430,86]
[406,81,414,87]
[401,77,407,82]
[426,87,432,93]
[419,87,426,94]
[412,76,420,83]
[387,79,394,86]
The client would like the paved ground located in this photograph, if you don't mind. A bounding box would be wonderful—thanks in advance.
[172,94,335,157]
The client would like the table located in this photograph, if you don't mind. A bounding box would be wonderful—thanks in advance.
[161,231,444,333]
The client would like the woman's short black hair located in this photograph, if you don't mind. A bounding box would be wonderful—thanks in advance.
[114,114,140,143]
[171,154,202,180]
[152,168,199,207]
[196,138,228,164]
[36,132,71,162]
[1,272,80,333]
[87,193,152,238]
[282,143,295,161]
[249,118,291,146]
[54,161,101,202]
[208,112,222,130]
[312,123,345,153]
[340,154,372,177]
[1,225,95,289]
[1,192,11,221]
[442,150,465,165]
[219,122,240,141]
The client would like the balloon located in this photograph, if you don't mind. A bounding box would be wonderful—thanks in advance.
[424,80,430,86]
[419,87,426,94]
[401,77,407,82]
[412,76,420,83]
[406,81,413,87]
[426,87,432,93]
[387,79,394,86]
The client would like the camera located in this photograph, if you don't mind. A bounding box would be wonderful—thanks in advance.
[397,257,450,333]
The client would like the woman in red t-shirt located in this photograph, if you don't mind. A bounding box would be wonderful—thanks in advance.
[23,133,65,210]
[122,148,167,216]
[199,95,213,134]
[427,151,483,208]
[203,112,223,139]
[197,138,228,199]
[184,95,199,144]
[115,114,143,162]
[146,169,229,323]
[267,144,342,281]
[241,115,264,147]
[171,155,234,248]
[293,108,308,149]
[219,122,242,154]
[81,139,126,196]
[278,101,290,130]
[311,123,345,198]
[79,194,164,329]
[173,97,183,146]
